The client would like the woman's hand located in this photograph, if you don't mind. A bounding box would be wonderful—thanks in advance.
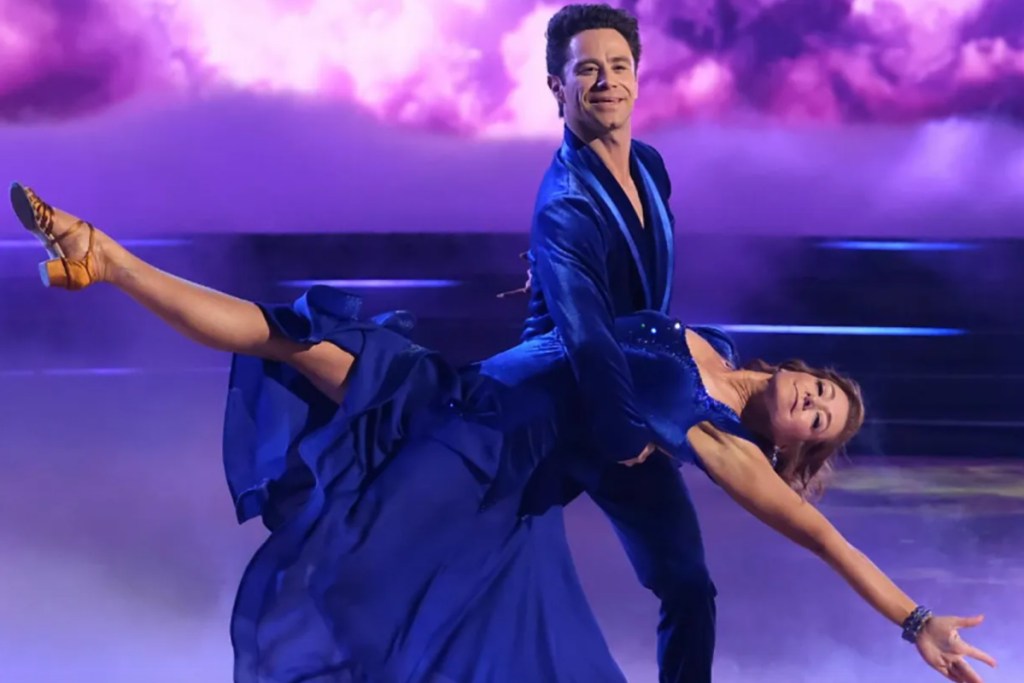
[915,614,996,682]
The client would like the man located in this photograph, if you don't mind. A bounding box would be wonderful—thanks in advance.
[519,5,717,682]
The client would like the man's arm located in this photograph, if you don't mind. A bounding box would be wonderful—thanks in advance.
[531,195,655,463]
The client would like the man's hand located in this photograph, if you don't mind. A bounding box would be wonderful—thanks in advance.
[619,442,659,467]
[497,251,533,298]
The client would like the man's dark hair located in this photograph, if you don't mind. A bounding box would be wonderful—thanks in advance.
[545,3,642,79]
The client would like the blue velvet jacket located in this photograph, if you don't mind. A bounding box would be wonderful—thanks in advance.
[522,127,676,464]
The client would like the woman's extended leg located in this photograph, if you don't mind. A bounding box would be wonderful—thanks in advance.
[10,183,352,402]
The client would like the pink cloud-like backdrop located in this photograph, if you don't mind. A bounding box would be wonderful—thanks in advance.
[2,0,1022,134]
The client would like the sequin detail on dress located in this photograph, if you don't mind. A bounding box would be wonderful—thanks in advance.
[618,313,776,469]
[620,317,739,422]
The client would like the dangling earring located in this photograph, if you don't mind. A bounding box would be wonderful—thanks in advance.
[770,446,782,469]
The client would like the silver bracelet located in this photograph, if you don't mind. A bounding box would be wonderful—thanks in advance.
[901,605,933,643]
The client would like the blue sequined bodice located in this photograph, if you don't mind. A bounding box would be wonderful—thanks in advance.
[614,311,753,466]
[467,308,760,473]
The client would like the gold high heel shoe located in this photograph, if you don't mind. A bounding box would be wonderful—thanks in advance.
[9,182,99,289]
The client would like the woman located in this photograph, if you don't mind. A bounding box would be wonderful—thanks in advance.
[10,183,996,683]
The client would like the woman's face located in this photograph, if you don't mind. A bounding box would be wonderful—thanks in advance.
[765,369,851,448]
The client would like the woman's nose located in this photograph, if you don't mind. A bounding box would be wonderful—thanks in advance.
[803,392,824,410]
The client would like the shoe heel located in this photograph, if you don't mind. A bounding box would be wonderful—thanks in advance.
[39,259,66,288]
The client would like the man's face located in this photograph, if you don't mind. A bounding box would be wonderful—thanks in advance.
[549,28,638,136]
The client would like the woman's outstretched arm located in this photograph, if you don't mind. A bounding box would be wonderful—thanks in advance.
[688,422,997,683]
